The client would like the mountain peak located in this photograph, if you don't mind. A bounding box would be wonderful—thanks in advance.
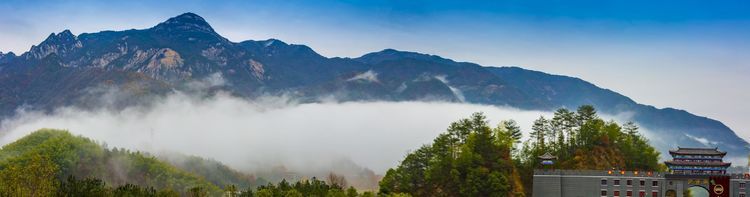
[25,29,81,59]
[0,51,15,64]
[59,29,74,36]
[44,29,76,43]
[174,12,204,20]
[355,49,459,66]
[153,12,215,33]
[263,39,287,47]
[0,51,15,56]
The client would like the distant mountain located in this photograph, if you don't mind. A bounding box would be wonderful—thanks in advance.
[487,67,748,157]
[0,12,746,160]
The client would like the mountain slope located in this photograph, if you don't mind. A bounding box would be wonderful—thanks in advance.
[0,129,224,194]
[0,12,746,160]
[487,67,748,157]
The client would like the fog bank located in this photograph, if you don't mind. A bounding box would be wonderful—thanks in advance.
[0,92,550,176]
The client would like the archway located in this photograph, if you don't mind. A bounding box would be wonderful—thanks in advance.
[685,186,709,197]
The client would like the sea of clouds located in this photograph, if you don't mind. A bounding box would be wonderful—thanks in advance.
[0,91,551,175]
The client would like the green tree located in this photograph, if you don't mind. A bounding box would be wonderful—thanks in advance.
[516,105,661,196]
[0,154,59,197]
[284,189,303,197]
[360,191,376,197]
[56,175,110,196]
[345,186,358,197]
[575,105,597,124]
[256,188,273,197]
[238,188,254,197]
[379,112,522,197]
[326,188,346,197]
[113,184,156,197]
[225,184,238,197]
[156,188,180,197]
[503,120,522,143]
[188,186,208,197]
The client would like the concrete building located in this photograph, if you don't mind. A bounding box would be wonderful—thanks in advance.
[533,147,748,197]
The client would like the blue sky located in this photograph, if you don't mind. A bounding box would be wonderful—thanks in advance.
[1,0,749,138]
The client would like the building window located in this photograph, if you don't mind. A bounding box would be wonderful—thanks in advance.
[639,191,645,197]
[615,180,621,186]
[601,190,607,197]
[740,194,745,197]
[627,180,632,186]
[602,179,608,186]
[627,190,632,196]
[652,181,658,187]
[651,192,658,197]
[741,182,746,189]
[614,190,620,196]
[640,180,645,186]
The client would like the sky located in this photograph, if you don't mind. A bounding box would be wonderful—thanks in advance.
[0,0,749,139]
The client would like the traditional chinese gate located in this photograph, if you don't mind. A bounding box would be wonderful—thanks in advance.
[664,174,729,197]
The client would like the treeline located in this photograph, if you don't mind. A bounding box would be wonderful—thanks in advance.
[56,175,387,197]
[514,105,663,196]
[162,155,260,190]
[57,176,197,196]
[517,105,662,171]
[379,105,662,197]
[0,129,390,197]
[249,177,369,197]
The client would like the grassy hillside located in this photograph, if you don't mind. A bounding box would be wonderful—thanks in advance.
[0,129,222,195]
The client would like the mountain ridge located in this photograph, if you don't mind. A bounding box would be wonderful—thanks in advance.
[0,12,746,161]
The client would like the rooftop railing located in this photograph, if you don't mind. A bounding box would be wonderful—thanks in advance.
[534,169,750,179]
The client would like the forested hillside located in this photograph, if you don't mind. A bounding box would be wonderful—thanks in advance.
[0,129,386,196]
[379,105,662,197]
[515,106,663,196]
[160,155,260,190]
[0,129,222,195]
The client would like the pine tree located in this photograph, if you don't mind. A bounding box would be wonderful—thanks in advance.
[530,116,549,150]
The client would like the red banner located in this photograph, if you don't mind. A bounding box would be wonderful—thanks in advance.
[709,176,729,197]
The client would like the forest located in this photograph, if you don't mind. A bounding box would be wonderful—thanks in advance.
[0,105,661,196]
[378,105,661,196]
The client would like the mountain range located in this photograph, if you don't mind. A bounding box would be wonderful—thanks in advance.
[0,13,747,160]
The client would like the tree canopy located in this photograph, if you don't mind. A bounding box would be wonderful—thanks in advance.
[0,129,221,196]
[380,105,662,197]
[517,106,662,171]
[516,105,663,196]
[379,112,525,197]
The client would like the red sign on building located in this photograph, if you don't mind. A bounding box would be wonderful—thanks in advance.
[709,176,729,197]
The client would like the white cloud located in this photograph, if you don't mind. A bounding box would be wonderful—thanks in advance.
[434,75,465,102]
[685,134,719,147]
[347,70,379,83]
[185,72,226,90]
[0,91,550,176]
